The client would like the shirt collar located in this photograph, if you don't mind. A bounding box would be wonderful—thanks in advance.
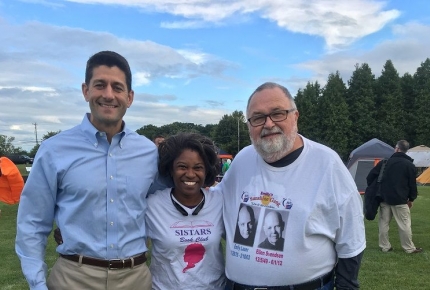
[80,113,127,148]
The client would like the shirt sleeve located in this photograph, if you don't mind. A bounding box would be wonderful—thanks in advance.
[366,161,382,186]
[408,165,418,201]
[335,251,364,290]
[147,172,173,195]
[15,146,57,290]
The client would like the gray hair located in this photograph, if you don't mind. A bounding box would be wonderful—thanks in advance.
[396,140,410,153]
[246,82,296,113]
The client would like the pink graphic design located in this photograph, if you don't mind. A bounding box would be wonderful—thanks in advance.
[182,243,205,273]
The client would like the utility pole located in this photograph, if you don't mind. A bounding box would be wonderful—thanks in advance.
[33,122,39,145]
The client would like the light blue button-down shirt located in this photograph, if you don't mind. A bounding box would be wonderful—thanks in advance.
[15,114,158,290]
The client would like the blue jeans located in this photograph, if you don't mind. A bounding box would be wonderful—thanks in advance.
[224,279,334,290]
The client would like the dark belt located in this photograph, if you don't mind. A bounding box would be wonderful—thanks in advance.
[226,269,334,290]
[60,252,147,270]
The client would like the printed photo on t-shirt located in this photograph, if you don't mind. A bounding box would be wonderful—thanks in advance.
[257,209,288,252]
[233,203,260,247]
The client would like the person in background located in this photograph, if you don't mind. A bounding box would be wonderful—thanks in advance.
[146,132,225,290]
[367,140,422,254]
[216,82,365,290]
[153,135,165,147]
[16,51,157,290]
[222,158,231,174]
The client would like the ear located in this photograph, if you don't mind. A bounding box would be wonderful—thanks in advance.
[82,83,89,102]
[127,90,134,108]
[293,109,299,122]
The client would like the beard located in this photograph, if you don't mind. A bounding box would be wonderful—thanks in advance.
[251,124,298,163]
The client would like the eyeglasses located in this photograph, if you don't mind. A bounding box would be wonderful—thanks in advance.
[247,109,296,127]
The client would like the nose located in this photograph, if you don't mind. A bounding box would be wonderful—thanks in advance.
[102,85,115,100]
[185,168,196,178]
[263,115,276,128]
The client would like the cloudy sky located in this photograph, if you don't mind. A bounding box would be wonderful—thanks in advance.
[1,0,429,151]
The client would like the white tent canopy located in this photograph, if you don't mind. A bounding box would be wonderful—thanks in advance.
[407,145,430,167]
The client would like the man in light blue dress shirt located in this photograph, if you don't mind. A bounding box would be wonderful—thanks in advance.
[15,51,158,290]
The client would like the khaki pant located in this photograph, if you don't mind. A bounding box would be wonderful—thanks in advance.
[378,202,416,253]
[47,256,152,290]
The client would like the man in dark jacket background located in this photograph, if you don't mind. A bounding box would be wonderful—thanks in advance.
[367,140,422,254]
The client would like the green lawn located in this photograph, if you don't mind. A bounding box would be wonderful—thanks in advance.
[1,187,429,289]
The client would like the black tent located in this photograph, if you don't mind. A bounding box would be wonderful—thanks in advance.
[346,138,394,193]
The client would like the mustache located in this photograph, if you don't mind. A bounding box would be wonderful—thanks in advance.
[260,127,283,137]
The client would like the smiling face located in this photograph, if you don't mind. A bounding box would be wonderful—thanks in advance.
[263,211,283,245]
[82,65,134,135]
[171,149,206,205]
[247,87,300,163]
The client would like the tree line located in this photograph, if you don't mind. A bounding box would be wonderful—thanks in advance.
[2,58,430,162]
[295,58,430,161]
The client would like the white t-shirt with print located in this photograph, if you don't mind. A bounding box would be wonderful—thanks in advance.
[216,136,366,286]
[146,188,225,290]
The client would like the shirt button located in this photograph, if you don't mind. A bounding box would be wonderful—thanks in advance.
[110,222,114,226]
[109,153,113,157]
[110,199,114,203]
[110,176,113,180]
[110,244,114,248]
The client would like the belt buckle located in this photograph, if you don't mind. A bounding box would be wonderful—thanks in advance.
[254,288,268,290]
[108,259,124,270]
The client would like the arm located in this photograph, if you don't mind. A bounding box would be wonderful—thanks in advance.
[335,252,364,289]
[366,161,382,186]
[408,165,418,202]
[147,172,172,195]
[15,147,57,290]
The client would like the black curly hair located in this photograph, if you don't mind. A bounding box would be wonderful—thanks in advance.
[158,132,220,187]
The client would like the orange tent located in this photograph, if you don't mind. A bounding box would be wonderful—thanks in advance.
[0,157,24,204]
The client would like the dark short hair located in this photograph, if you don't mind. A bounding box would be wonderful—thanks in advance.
[85,51,132,91]
[158,132,220,187]
[396,140,410,152]
[247,82,296,112]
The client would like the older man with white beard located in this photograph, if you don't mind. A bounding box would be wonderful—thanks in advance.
[217,82,365,290]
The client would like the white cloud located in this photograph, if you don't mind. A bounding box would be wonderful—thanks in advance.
[293,22,430,90]
[64,0,400,50]
[134,72,151,86]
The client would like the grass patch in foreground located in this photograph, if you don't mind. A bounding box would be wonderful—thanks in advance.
[1,187,429,289]
[359,186,430,289]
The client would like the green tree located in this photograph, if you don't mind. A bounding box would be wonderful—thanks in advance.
[346,63,377,150]
[200,124,218,139]
[413,58,430,146]
[0,135,21,156]
[159,122,203,136]
[294,81,322,142]
[400,72,417,143]
[136,124,162,140]
[374,60,404,145]
[213,110,249,156]
[319,72,351,160]
[28,130,61,157]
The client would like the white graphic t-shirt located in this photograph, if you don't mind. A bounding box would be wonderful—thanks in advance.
[146,188,225,290]
[215,136,366,286]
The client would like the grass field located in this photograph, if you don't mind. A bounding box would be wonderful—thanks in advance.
[1,187,429,289]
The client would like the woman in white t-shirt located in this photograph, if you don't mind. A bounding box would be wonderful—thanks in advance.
[146,132,225,290]
[53,133,225,289]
